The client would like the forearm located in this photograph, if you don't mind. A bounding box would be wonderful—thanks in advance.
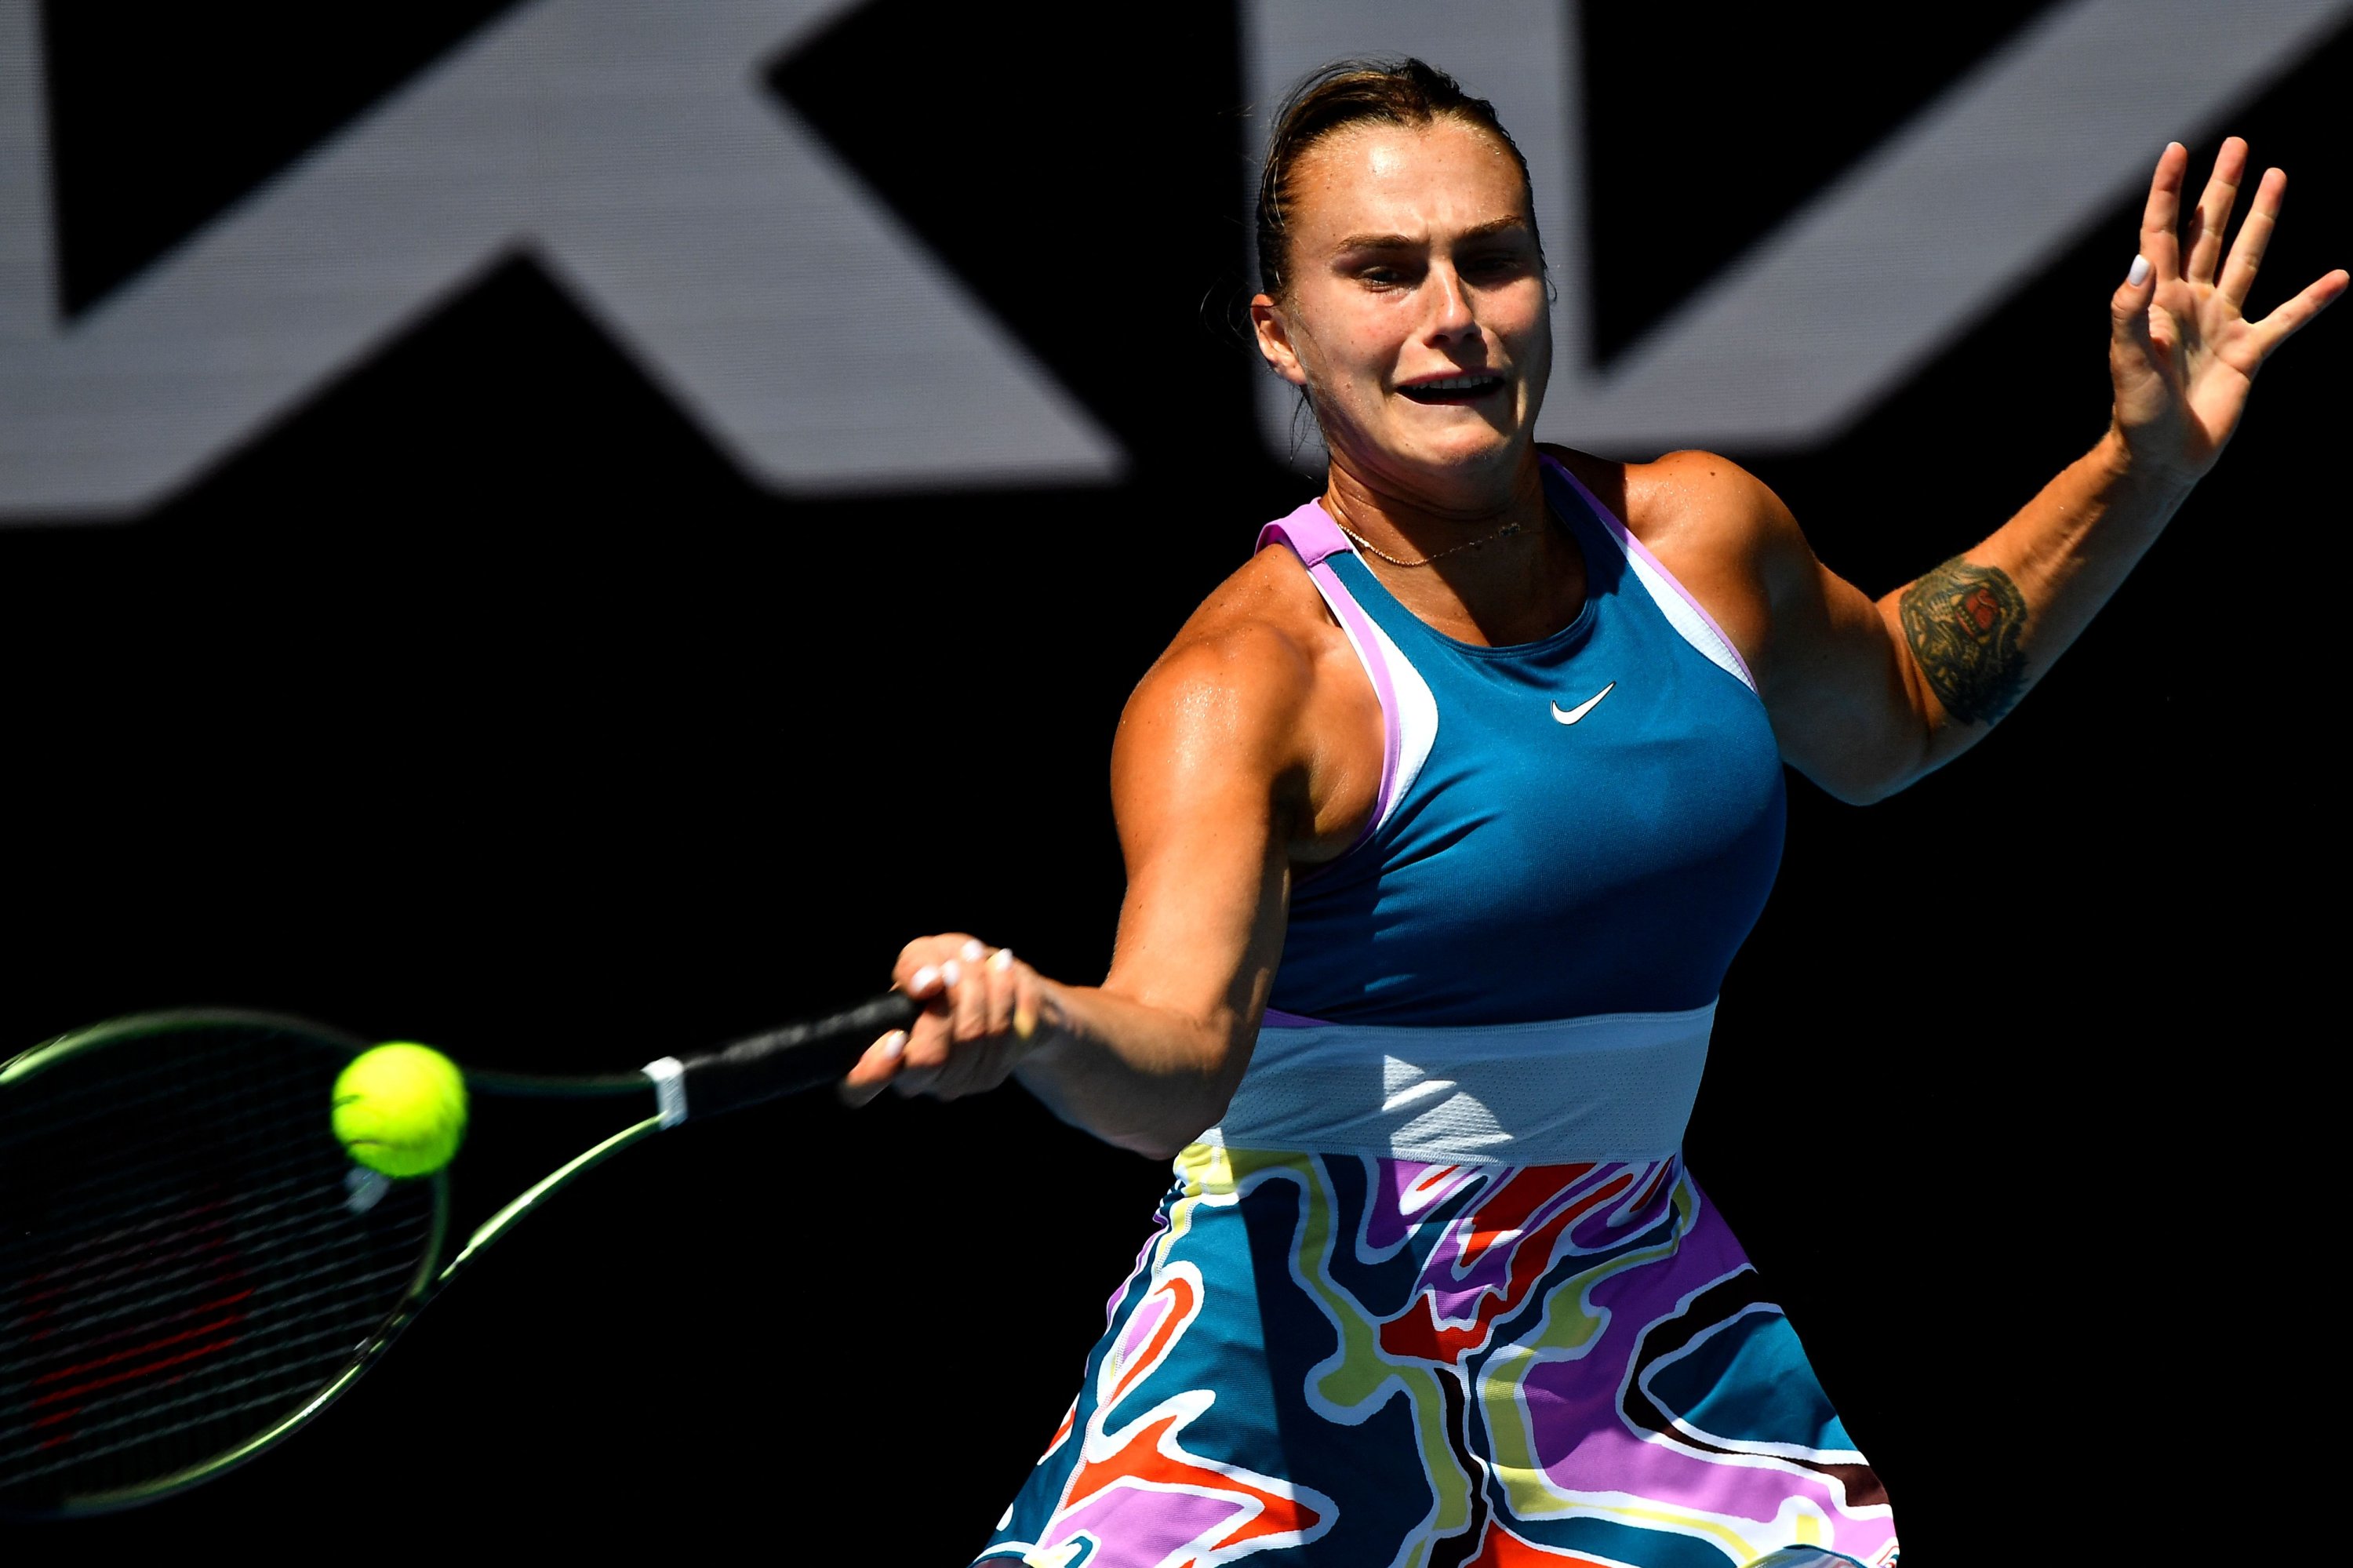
[1012,983,1253,1159]
[1886,425,2194,771]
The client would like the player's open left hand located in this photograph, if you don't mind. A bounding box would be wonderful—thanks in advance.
[840,933,1059,1105]
[2110,136,2347,482]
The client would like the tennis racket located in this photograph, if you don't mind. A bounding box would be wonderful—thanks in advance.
[0,993,918,1516]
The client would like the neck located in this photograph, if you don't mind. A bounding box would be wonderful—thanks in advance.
[1323,442,1541,537]
[1321,446,1583,647]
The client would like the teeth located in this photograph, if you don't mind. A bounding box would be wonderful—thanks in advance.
[1412,376,1497,392]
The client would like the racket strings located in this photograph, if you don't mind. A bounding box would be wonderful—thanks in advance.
[5,1050,347,1224]
[0,1023,435,1509]
[0,1297,420,1483]
[0,1202,411,1381]
[7,1155,360,1326]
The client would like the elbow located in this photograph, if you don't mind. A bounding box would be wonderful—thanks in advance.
[1806,711,1945,806]
[1024,1093,1202,1162]
[1115,1012,1251,1156]
[1092,1097,1227,1162]
[1118,1130,1197,1162]
[1023,1017,1246,1162]
[1816,771,1907,807]
[1125,1028,1255,1161]
[1803,744,1940,806]
[1119,1061,1244,1161]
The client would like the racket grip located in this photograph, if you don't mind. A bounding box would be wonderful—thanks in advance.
[667,992,921,1121]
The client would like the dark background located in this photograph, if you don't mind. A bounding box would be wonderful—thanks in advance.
[10,2,2345,1555]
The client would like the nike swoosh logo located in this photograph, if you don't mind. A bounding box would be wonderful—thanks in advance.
[1550,682,1616,726]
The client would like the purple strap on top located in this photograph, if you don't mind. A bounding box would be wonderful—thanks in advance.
[1256,497,1350,567]
[1257,500,1402,852]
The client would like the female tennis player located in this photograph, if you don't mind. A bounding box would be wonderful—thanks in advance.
[844,60,2341,1568]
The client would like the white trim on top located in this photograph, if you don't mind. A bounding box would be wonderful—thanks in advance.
[1202,1004,1716,1165]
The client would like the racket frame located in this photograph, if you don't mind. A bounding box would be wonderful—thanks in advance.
[0,1010,649,1515]
[3,988,912,1515]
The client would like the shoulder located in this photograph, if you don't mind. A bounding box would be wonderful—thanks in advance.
[1540,444,1807,673]
[1540,443,1800,565]
[1111,533,1383,852]
[1115,540,1355,770]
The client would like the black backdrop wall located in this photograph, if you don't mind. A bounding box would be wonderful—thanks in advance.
[9,2,2347,1555]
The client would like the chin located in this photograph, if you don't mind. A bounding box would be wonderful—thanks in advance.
[1397,421,1519,475]
[1326,401,1524,489]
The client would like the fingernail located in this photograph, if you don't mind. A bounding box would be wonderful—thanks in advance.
[987,946,1014,973]
[940,959,963,987]
[878,1030,907,1061]
[911,965,940,993]
[2127,254,2151,287]
[1013,1004,1035,1040]
[960,938,986,962]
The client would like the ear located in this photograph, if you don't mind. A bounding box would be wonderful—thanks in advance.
[1249,294,1307,387]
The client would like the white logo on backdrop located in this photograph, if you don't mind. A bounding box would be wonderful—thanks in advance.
[1246,0,2351,465]
[0,0,2345,518]
[0,0,1123,518]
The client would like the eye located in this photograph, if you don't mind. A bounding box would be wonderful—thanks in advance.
[1461,251,1533,283]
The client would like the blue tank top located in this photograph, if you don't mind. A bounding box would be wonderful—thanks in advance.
[1264,457,1785,1027]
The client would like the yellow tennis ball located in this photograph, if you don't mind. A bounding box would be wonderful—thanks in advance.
[333,1042,467,1177]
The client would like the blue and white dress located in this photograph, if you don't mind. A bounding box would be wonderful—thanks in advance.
[979,457,1899,1568]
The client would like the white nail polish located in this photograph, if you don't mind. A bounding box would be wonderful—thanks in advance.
[940,959,963,987]
[960,938,986,962]
[911,965,939,993]
[2127,254,2151,287]
[879,1031,907,1061]
[987,946,1014,972]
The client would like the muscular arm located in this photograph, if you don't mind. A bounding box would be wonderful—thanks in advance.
[1648,137,2340,802]
[842,556,1378,1158]
[1009,622,1311,1155]
[1727,435,2191,802]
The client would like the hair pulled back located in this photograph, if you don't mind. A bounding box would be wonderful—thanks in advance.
[1255,58,1544,300]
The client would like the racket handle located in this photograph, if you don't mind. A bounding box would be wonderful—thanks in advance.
[649,992,921,1123]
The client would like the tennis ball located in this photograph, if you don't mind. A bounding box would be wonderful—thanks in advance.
[333,1042,467,1177]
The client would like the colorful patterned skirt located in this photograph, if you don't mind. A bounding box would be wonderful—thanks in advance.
[976,1143,1898,1567]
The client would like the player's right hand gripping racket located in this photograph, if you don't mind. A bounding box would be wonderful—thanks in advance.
[0,995,918,1516]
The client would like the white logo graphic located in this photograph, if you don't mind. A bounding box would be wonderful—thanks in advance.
[1549,682,1613,726]
[1245,0,2351,466]
[0,0,1122,518]
[2,0,2345,518]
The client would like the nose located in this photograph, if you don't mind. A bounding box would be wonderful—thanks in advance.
[1422,262,1478,346]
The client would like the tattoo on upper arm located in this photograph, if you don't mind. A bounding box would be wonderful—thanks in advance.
[1898,558,2028,726]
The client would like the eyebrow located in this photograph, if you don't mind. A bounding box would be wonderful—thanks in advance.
[1330,216,1533,253]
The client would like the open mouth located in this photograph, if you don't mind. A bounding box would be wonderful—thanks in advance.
[1398,373,1507,406]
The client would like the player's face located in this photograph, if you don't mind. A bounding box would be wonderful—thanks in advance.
[1255,120,1551,489]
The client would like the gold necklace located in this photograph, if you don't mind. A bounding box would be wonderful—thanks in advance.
[1337,518,1522,568]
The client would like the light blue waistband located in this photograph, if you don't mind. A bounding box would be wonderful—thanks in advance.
[1199,1003,1715,1165]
